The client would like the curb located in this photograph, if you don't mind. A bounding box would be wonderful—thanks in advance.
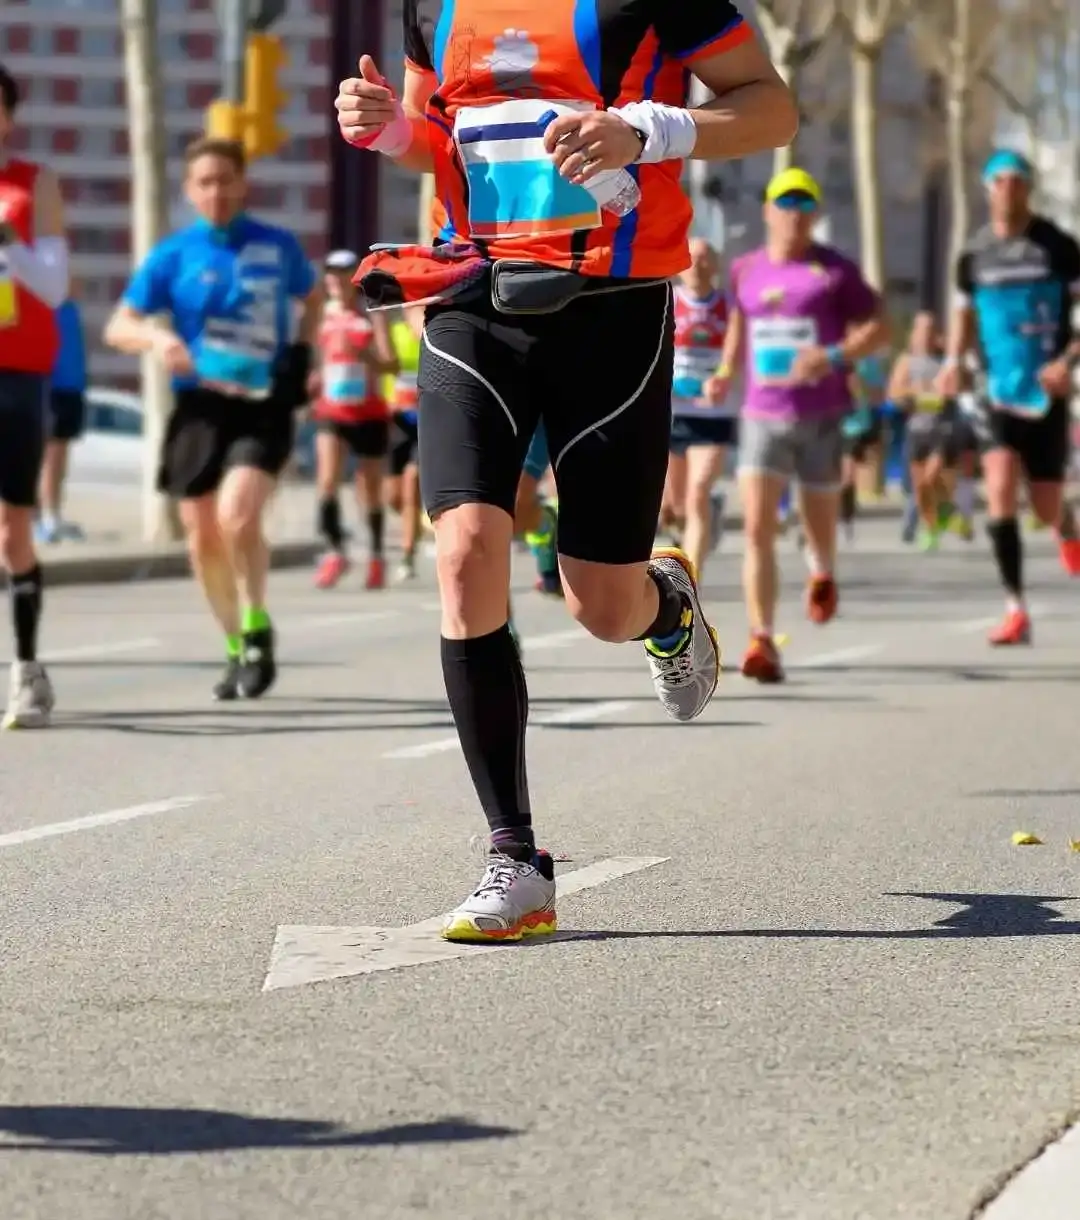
[43,540,321,588]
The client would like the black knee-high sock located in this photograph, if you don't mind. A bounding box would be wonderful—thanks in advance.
[10,565,42,662]
[987,517,1023,597]
[841,483,857,524]
[319,496,344,550]
[441,626,533,857]
[368,508,385,557]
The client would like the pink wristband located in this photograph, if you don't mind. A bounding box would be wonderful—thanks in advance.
[344,102,412,157]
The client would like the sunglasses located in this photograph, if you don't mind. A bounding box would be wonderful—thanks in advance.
[773,192,818,213]
[986,172,1030,187]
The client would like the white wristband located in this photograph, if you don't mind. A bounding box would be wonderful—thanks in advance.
[608,101,697,164]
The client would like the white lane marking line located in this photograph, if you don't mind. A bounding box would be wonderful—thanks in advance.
[382,700,632,760]
[949,601,1048,634]
[791,644,883,669]
[0,795,212,850]
[521,627,588,651]
[262,855,669,990]
[980,1121,1080,1220]
[291,610,397,631]
[7,638,163,663]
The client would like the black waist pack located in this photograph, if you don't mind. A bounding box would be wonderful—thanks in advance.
[490,260,669,315]
[490,261,587,314]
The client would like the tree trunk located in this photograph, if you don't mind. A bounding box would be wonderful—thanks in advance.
[945,0,971,288]
[851,42,884,288]
[120,0,180,543]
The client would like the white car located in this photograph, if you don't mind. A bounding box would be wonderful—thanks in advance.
[66,387,144,493]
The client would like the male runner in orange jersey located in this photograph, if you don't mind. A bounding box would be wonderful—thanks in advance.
[336,2,796,941]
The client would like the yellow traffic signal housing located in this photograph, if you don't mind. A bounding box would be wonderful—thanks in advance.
[205,99,246,143]
[243,33,289,160]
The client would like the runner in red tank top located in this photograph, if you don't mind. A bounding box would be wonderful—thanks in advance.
[0,64,70,729]
[310,250,399,591]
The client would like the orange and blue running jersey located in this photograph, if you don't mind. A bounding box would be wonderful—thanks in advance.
[402,0,751,280]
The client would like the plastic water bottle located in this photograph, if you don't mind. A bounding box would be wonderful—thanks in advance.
[583,168,641,218]
[537,109,641,219]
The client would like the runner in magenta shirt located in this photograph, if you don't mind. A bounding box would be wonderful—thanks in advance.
[710,167,887,682]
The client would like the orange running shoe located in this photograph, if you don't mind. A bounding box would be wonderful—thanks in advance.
[741,634,785,683]
[806,574,838,624]
[365,556,386,590]
[315,551,349,589]
[988,609,1031,646]
[1059,537,1080,577]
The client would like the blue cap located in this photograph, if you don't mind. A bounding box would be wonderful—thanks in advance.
[982,149,1033,184]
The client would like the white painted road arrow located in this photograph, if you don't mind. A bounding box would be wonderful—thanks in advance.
[263,855,669,992]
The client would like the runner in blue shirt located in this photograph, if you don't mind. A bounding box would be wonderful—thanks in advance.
[939,149,1080,646]
[105,137,318,700]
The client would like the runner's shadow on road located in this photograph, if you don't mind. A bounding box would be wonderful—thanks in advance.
[0,1106,518,1156]
[968,788,1080,799]
[548,893,1080,943]
[801,664,1080,684]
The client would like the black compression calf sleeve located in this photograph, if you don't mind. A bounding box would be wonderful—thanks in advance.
[318,496,344,549]
[368,508,385,557]
[987,517,1023,597]
[441,626,533,855]
[841,483,857,524]
[10,565,42,663]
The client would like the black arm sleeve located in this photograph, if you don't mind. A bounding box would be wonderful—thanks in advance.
[653,0,747,60]
[402,0,433,71]
[955,249,973,297]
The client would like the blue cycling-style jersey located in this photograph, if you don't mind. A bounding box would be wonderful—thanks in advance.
[957,216,1080,419]
[122,213,316,397]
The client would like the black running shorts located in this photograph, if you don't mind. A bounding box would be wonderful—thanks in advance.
[388,417,419,476]
[418,281,674,565]
[317,418,389,460]
[973,396,1070,483]
[0,370,47,508]
[157,387,295,500]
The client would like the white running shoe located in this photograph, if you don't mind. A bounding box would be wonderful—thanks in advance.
[442,850,557,943]
[644,548,720,722]
[3,661,55,729]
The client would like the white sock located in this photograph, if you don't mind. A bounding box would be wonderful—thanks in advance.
[955,479,975,518]
[1005,595,1025,615]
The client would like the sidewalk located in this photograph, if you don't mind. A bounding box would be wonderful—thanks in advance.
[40,479,910,588]
[41,480,323,588]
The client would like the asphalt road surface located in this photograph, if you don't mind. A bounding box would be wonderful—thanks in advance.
[2,519,1079,1220]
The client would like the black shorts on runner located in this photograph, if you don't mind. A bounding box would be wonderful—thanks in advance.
[48,388,86,442]
[669,415,736,457]
[842,411,882,461]
[0,370,47,508]
[157,387,294,499]
[974,396,1070,483]
[418,281,673,565]
[388,417,419,476]
[318,418,389,460]
[905,403,969,467]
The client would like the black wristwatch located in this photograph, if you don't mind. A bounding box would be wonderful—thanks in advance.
[630,126,647,161]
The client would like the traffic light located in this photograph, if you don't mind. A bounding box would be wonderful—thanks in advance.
[243,33,289,160]
[205,99,246,143]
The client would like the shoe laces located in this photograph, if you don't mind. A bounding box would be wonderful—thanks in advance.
[652,646,695,685]
[467,836,529,898]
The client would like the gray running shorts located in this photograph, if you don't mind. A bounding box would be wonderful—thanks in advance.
[737,413,844,491]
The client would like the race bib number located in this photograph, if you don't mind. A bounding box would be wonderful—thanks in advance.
[393,371,419,411]
[0,254,16,329]
[324,362,367,404]
[977,281,1059,418]
[750,317,817,384]
[194,319,274,400]
[454,99,601,240]
[672,375,704,400]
